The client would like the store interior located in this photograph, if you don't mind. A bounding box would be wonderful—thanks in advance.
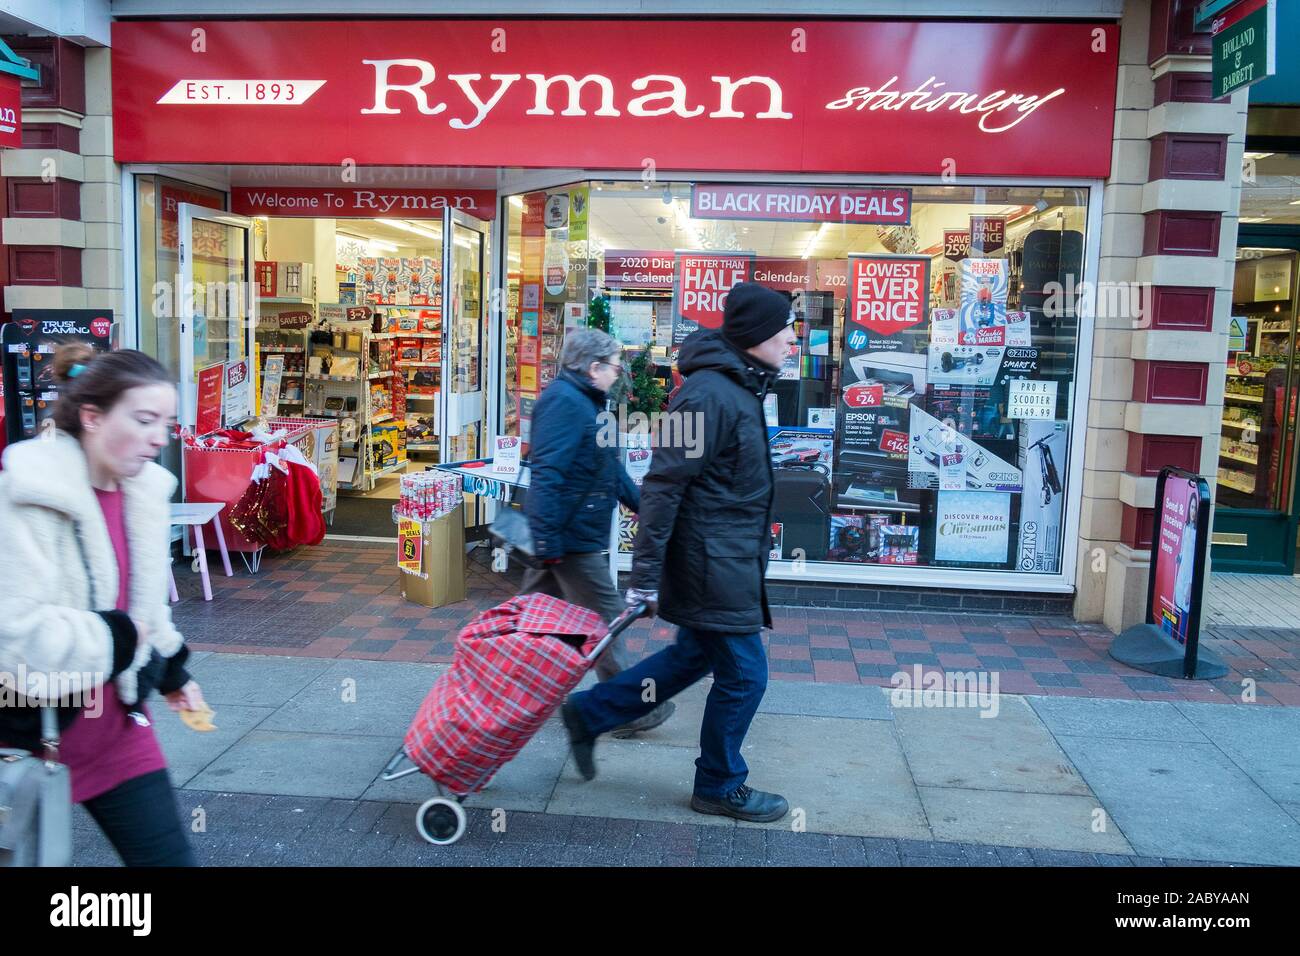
[1218,150,1300,570]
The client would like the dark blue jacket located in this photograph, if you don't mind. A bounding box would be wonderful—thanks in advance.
[525,369,640,559]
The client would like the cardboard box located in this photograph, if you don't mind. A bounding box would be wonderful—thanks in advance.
[398,508,466,608]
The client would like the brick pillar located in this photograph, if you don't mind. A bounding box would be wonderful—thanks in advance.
[0,38,121,320]
[1075,0,1248,631]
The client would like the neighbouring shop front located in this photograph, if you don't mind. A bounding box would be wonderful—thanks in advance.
[109,16,1119,602]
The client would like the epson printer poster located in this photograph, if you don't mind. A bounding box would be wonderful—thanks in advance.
[837,254,930,471]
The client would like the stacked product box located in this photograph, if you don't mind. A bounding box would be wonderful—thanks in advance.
[396,470,462,521]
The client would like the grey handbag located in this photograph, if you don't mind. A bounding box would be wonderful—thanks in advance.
[0,705,72,867]
[488,506,543,569]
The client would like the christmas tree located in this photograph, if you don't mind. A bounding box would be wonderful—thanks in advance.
[588,292,611,333]
[623,346,666,416]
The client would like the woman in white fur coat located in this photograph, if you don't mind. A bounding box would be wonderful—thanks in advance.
[0,343,206,866]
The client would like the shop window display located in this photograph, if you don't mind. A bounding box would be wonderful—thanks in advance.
[504,181,1089,576]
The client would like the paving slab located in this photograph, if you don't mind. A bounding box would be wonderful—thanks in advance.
[1172,702,1300,805]
[187,654,337,708]
[734,714,930,839]
[1055,735,1300,866]
[153,704,276,787]
[892,695,1091,796]
[919,786,1133,855]
[757,681,893,720]
[186,730,404,800]
[1027,696,1209,742]
[546,739,735,829]
[258,659,443,737]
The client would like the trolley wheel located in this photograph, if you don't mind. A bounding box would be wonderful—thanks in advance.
[416,797,466,846]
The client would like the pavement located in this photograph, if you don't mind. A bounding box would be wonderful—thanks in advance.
[173,539,1300,706]
[71,539,1298,867]
[72,649,1300,867]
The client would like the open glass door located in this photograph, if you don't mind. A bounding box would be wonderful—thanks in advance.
[177,204,257,430]
[441,208,491,524]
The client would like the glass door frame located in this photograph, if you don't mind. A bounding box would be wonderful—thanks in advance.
[441,206,491,532]
[1212,224,1300,574]
[176,203,258,429]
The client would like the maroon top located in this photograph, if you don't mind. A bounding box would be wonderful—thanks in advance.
[56,487,168,803]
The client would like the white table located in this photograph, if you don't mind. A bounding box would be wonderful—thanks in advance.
[170,502,234,602]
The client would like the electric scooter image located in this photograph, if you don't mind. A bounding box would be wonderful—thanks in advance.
[940,351,984,374]
[1029,435,1063,505]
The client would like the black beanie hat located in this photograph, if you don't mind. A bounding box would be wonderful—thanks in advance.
[722,282,794,349]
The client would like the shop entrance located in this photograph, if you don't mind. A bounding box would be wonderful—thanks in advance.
[246,207,491,537]
[1212,226,1300,573]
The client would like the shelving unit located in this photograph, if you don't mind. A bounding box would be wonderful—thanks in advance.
[302,313,408,493]
[256,299,315,411]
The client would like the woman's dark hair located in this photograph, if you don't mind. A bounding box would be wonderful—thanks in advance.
[52,343,172,436]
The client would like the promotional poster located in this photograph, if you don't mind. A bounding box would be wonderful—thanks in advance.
[837,254,930,499]
[908,406,1023,492]
[769,427,834,478]
[1016,420,1068,573]
[957,258,1009,346]
[935,491,1012,564]
[1152,473,1202,645]
[672,252,754,346]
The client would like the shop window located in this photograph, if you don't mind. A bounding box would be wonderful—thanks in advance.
[503,180,1090,576]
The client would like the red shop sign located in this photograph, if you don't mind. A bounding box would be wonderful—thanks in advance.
[676,253,753,330]
[692,184,909,224]
[111,19,1119,178]
[0,76,21,149]
[231,186,496,220]
[752,258,815,292]
[848,254,928,336]
[605,249,674,289]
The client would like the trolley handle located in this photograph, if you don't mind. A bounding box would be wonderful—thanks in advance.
[585,602,648,663]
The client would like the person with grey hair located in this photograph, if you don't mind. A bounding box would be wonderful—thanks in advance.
[519,327,675,736]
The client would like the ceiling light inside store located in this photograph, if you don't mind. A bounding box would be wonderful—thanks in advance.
[1244,152,1274,160]
[802,222,831,259]
[1240,217,1271,223]
[339,232,399,253]
[377,218,440,240]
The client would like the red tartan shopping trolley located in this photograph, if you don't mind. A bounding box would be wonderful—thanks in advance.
[382,593,647,845]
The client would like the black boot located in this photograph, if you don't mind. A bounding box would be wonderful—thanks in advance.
[691,785,789,823]
[560,698,597,781]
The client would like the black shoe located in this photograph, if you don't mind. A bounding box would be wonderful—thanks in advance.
[610,700,676,739]
[560,698,597,781]
[691,785,790,823]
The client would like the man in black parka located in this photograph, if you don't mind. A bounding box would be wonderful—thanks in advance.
[562,282,796,823]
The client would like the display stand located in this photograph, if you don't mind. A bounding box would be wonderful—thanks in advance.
[1110,467,1229,680]
[183,416,337,573]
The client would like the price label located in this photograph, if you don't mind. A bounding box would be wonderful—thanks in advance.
[1008,379,1058,419]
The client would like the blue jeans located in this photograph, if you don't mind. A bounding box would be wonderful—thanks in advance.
[571,627,767,799]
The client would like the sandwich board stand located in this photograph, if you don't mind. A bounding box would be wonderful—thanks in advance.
[1110,466,1228,680]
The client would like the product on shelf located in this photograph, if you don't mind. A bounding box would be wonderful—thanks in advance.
[396,470,462,521]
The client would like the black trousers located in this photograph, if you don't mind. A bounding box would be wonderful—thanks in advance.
[81,769,197,867]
